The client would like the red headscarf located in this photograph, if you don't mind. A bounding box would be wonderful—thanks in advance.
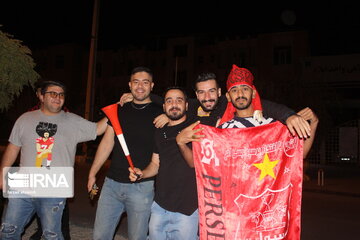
[219,64,262,125]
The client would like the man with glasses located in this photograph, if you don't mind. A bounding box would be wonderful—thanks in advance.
[27,81,71,240]
[0,80,108,239]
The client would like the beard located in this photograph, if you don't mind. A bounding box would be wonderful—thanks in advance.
[166,107,186,120]
[200,99,218,112]
[232,97,252,110]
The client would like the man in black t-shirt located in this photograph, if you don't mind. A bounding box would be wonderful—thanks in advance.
[129,87,199,240]
[88,67,165,240]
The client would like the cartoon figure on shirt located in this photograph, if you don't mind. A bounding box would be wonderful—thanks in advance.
[35,122,57,168]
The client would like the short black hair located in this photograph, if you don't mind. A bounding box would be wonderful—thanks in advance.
[163,86,188,102]
[131,66,153,78]
[194,72,219,90]
[35,122,58,138]
[40,81,66,95]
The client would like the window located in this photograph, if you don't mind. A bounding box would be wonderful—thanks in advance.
[273,47,292,65]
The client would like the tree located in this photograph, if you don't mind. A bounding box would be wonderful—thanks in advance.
[0,27,40,111]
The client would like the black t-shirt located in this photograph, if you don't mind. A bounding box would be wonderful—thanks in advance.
[107,102,163,183]
[153,118,198,216]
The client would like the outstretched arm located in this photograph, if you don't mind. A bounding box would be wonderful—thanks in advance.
[96,117,108,136]
[261,99,311,138]
[262,99,296,124]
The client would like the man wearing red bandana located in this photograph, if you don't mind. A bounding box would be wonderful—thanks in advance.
[218,65,318,155]
[218,65,263,126]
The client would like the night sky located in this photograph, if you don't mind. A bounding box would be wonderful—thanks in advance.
[1,1,359,55]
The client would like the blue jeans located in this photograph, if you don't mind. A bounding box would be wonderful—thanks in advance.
[149,201,199,240]
[93,177,154,240]
[0,197,65,240]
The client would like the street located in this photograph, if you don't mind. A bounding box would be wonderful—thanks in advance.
[67,161,360,240]
[301,191,360,240]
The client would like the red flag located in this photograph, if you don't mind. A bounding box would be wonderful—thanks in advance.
[192,122,303,240]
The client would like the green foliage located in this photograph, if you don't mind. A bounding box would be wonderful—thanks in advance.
[0,27,40,111]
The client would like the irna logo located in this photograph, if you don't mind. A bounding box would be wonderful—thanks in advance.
[3,167,74,198]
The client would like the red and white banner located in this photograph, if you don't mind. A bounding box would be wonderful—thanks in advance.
[192,122,303,240]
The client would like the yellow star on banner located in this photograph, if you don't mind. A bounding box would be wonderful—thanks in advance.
[253,153,279,181]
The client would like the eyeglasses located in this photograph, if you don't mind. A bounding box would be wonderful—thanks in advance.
[44,91,65,99]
